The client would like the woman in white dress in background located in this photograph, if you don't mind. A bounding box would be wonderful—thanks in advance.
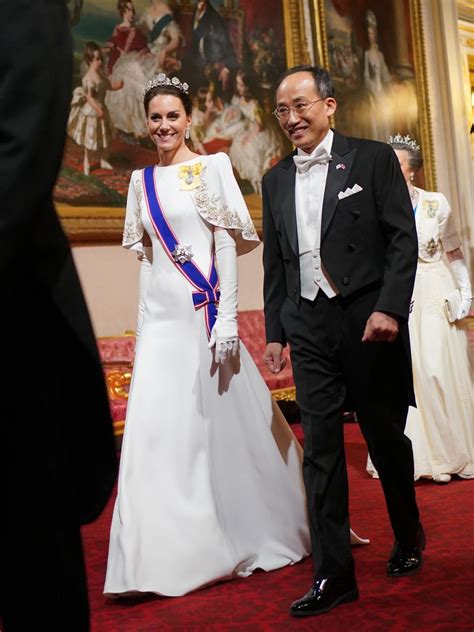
[368,134,473,483]
[104,74,367,598]
[362,10,391,141]
[228,69,284,196]
[363,11,390,102]
[106,0,183,138]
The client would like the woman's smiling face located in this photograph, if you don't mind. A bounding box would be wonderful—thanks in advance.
[146,94,191,152]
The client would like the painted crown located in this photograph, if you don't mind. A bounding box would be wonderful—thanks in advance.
[143,73,189,97]
[388,133,420,151]
[365,9,377,28]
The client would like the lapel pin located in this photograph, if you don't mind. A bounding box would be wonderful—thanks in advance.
[336,163,346,170]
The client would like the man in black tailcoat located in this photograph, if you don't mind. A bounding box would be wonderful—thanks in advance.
[0,1,116,630]
[262,65,423,617]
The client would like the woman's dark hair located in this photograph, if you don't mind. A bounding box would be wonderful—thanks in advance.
[117,0,132,16]
[83,41,102,65]
[235,67,260,100]
[389,141,423,172]
[276,64,335,99]
[143,84,193,117]
[196,86,210,112]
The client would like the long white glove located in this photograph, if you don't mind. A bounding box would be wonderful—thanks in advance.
[136,246,153,338]
[449,258,472,320]
[208,229,239,363]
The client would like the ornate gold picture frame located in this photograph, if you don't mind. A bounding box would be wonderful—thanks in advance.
[310,0,436,191]
[58,0,308,241]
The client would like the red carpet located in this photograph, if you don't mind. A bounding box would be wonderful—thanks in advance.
[82,424,474,631]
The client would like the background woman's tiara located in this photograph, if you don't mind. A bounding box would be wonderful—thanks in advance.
[143,74,189,97]
[388,133,420,151]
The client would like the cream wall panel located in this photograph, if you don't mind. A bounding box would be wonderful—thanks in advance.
[72,245,139,337]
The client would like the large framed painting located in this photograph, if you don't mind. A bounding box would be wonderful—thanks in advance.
[58,0,310,241]
[310,0,435,190]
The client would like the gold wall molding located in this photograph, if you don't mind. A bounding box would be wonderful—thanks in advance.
[411,0,437,191]
[457,0,474,22]
[58,205,124,241]
[283,0,306,67]
[311,0,328,67]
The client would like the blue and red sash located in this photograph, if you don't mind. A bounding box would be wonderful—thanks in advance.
[142,166,220,338]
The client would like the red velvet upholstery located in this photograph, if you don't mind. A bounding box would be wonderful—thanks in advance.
[237,310,294,392]
[107,395,128,423]
[97,335,135,365]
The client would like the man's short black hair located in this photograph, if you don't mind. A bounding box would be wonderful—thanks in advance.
[276,64,335,99]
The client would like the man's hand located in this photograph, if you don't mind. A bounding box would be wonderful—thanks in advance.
[264,342,286,373]
[219,66,230,90]
[362,311,399,343]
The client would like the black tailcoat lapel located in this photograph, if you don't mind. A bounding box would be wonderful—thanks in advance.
[278,154,298,255]
[321,131,357,239]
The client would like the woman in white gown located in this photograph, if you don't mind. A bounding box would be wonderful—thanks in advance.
[368,135,473,483]
[104,74,367,598]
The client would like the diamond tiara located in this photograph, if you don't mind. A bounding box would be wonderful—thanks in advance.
[388,133,420,151]
[143,73,189,97]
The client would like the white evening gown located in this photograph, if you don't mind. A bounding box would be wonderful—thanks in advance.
[367,189,474,481]
[104,154,312,597]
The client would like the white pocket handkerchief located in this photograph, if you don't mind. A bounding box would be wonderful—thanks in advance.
[338,184,363,200]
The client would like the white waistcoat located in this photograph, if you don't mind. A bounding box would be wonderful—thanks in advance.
[295,130,337,300]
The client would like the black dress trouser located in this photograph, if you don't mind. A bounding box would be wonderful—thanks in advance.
[281,286,420,578]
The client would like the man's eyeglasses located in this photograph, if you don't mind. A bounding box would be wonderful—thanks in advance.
[273,99,324,121]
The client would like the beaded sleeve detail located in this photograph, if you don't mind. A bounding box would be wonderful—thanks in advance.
[192,163,259,253]
[122,174,144,249]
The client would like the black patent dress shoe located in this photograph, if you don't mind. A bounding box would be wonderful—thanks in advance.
[290,577,359,617]
[387,525,426,577]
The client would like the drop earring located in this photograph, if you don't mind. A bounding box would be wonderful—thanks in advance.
[185,127,190,140]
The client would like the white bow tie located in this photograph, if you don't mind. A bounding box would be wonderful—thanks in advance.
[293,148,332,173]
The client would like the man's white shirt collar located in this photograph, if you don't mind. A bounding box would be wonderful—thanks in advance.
[296,129,333,160]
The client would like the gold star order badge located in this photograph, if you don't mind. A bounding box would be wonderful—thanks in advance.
[179,162,203,190]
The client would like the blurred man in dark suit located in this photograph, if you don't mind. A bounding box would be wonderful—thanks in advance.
[0,1,116,630]
[183,0,237,99]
